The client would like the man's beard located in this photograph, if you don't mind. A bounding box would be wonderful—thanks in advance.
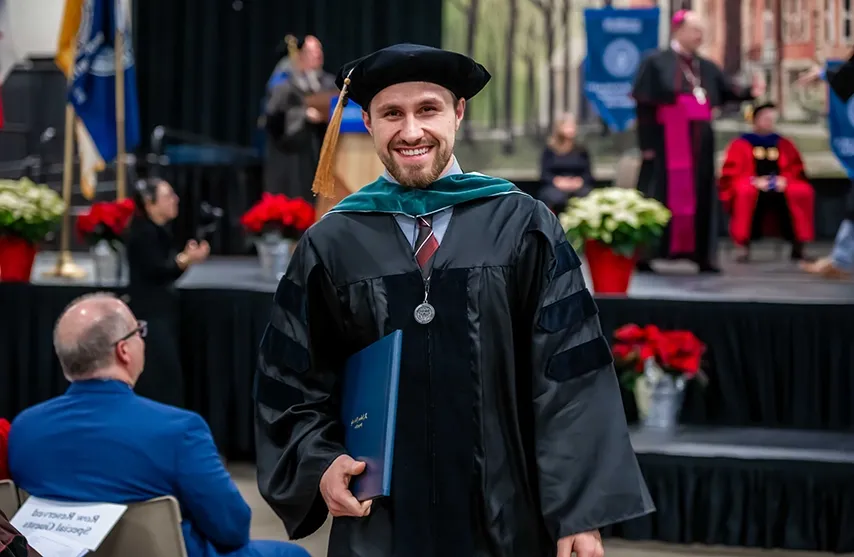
[380,143,452,188]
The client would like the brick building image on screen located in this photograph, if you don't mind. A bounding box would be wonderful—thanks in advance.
[677,0,852,120]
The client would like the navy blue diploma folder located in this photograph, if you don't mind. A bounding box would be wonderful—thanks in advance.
[340,330,402,502]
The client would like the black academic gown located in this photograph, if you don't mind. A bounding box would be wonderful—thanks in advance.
[632,48,753,264]
[254,192,654,557]
[263,70,337,200]
[126,215,185,408]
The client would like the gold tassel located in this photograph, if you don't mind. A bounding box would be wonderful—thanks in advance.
[744,104,754,124]
[311,69,354,198]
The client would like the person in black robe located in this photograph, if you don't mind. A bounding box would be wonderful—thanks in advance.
[254,44,654,557]
[538,113,595,213]
[262,35,337,200]
[631,9,763,273]
[126,178,209,407]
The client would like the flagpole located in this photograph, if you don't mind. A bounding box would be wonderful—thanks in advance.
[114,1,126,201]
[43,94,87,279]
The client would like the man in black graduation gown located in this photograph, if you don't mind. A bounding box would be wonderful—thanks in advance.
[632,9,764,273]
[254,44,654,557]
[263,35,337,200]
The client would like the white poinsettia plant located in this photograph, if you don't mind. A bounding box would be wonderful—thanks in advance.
[0,178,66,244]
[558,187,672,257]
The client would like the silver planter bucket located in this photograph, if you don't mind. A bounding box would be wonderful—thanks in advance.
[634,358,686,430]
[90,240,125,285]
[255,236,294,282]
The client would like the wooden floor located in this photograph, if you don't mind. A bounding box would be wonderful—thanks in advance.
[229,463,843,557]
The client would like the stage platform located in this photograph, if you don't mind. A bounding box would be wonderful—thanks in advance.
[29,241,853,302]
[601,426,854,553]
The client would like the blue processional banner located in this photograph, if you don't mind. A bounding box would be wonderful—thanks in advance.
[583,7,659,132]
[69,0,141,162]
[826,59,854,179]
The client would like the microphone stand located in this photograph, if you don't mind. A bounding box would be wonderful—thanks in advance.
[36,127,56,184]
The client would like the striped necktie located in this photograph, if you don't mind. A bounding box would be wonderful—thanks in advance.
[415,215,439,272]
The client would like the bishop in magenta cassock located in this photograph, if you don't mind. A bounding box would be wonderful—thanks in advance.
[631,9,764,273]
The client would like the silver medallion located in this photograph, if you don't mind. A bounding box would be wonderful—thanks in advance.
[693,86,707,105]
[413,302,435,325]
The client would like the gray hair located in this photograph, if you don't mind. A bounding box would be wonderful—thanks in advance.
[53,292,131,377]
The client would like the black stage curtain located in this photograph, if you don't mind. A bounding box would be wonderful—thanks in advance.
[0,284,268,460]
[158,162,264,256]
[133,0,443,148]
[7,282,854,552]
[597,298,854,432]
[5,284,854,456]
[0,284,88,416]
[604,454,854,553]
[179,288,272,459]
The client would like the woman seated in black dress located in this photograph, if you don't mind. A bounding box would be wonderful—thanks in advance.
[538,113,595,212]
[126,178,209,407]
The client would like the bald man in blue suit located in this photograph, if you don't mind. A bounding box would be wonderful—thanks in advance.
[8,293,309,557]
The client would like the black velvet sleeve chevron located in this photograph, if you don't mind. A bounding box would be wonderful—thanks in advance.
[517,201,655,542]
[253,231,348,541]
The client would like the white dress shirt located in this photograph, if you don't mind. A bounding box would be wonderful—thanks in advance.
[385,157,463,249]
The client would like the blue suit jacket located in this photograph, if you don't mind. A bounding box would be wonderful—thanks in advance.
[8,379,253,557]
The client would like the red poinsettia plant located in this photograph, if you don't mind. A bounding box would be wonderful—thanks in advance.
[241,193,315,240]
[612,323,708,391]
[75,198,135,247]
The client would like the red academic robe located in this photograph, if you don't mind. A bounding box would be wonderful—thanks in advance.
[719,134,815,246]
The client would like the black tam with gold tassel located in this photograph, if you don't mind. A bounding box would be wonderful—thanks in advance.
[310,44,491,198]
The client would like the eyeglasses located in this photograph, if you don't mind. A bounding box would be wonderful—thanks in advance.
[113,320,147,345]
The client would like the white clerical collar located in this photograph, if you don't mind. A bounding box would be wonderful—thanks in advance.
[671,40,693,58]
[382,156,463,184]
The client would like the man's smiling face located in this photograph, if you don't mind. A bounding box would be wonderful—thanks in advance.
[363,81,465,188]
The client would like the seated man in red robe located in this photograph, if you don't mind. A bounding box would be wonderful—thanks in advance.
[719,102,815,262]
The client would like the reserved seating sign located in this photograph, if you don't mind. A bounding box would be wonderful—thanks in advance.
[17,529,88,557]
[10,496,127,552]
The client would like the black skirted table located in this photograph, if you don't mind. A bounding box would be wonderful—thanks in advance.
[4,254,854,451]
[604,427,854,553]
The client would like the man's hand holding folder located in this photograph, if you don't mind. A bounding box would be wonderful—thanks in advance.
[320,455,373,517]
[321,330,401,518]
